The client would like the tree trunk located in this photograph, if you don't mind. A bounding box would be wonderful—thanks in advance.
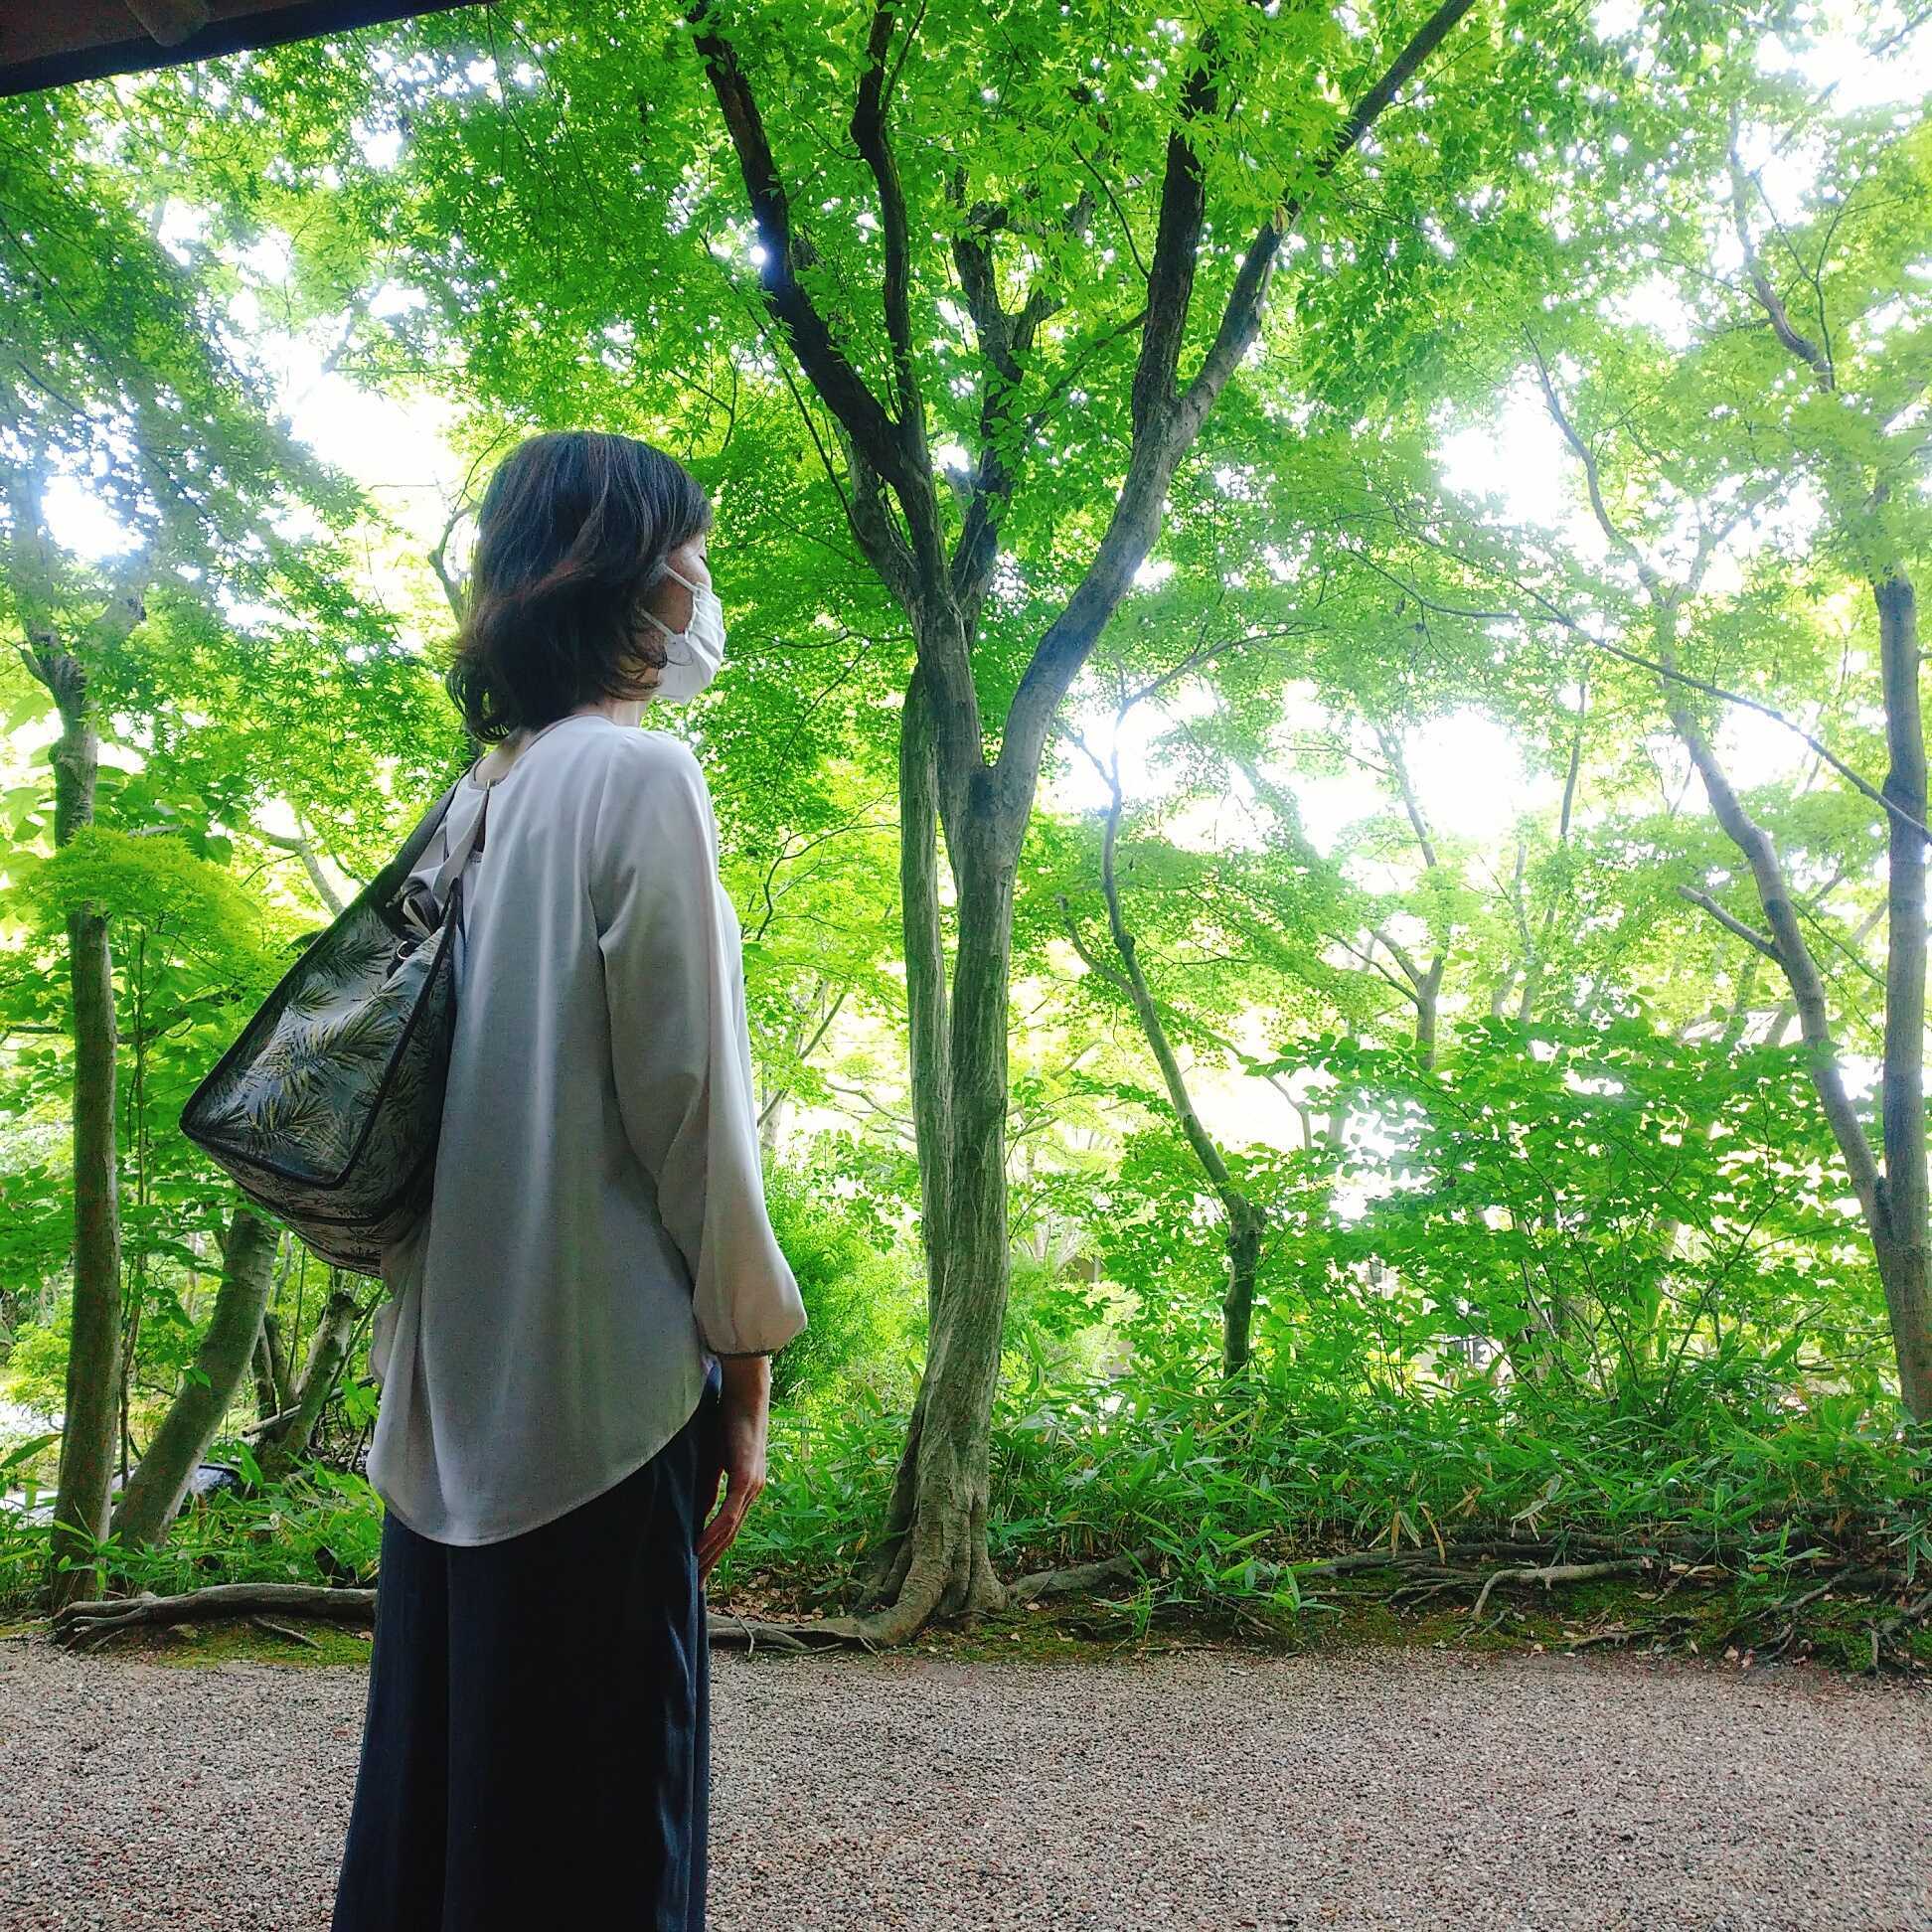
[1070,757,1271,1380]
[1699,173,1929,1416]
[1516,683,1587,1028]
[251,1309,290,1421]
[756,1092,788,1159]
[46,675,123,1611]
[1874,571,1932,1416]
[254,1287,360,1481]
[1373,727,1447,1071]
[249,1330,275,1418]
[1664,574,1932,1420]
[1222,1204,1264,1380]
[898,667,954,1242]
[1413,956,1445,1072]
[859,807,1013,1633]
[692,0,1479,1644]
[857,672,953,1607]
[111,1206,279,1552]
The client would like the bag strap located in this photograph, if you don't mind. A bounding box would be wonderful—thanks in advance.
[452,784,488,942]
[423,778,489,914]
[373,716,581,908]
[370,771,470,907]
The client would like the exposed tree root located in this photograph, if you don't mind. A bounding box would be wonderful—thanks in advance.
[1469,1558,1647,1623]
[743,1548,1155,1652]
[1388,1572,1482,1608]
[44,1583,1004,1659]
[250,1614,324,1651]
[704,1611,881,1655]
[1864,1584,1932,1675]
[54,1584,376,1651]
[1008,1549,1153,1604]
[1760,1565,1863,1660]
[1566,1624,1657,1651]
[40,1534,1931,1672]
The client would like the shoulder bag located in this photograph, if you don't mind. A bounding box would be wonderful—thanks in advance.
[178,763,488,1273]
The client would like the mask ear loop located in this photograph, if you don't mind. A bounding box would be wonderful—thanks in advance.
[637,559,697,664]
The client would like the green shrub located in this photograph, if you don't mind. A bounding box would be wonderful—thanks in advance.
[0,1315,70,1428]
[762,1164,919,1404]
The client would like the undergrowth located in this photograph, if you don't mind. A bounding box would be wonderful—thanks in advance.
[7,1364,1927,1672]
[734,1361,1932,1617]
[0,1456,383,1617]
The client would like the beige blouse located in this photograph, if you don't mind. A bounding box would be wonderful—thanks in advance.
[365,714,807,1544]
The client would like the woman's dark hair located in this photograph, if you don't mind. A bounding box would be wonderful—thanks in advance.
[445,430,713,743]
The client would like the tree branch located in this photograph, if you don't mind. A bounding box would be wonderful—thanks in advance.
[946,177,1090,624]
[1526,333,1665,597]
[1677,886,1779,962]
[1064,729,1246,1220]
[1664,661,1884,1230]
[690,3,912,495]
[1130,49,1220,440]
[1727,121,1834,389]
[1545,604,1931,846]
[257,824,348,915]
[850,3,932,472]
[1176,0,1478,437]
[995,0,1479,824]
[1372,723,1439,872]
[1356,541,1932,849]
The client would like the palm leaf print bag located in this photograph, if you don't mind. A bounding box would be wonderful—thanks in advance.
[179,767,487,1273]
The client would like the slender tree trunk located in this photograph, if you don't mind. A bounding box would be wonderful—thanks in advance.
[111,1206,279,1552]
[1700,164,1929,1415]
[1371,728,1446,1069]
[1517,683,1587,1027]
[861,804,1012,1630]
[1716,952,1760,1053]
[1222,1204,1264,1380]
[251,1310,290,1421]
[1873,572,1932,1416]
[120,931,152,1486]
[45,669,122,1611]
[10,514,152,1609]
[255,1287,360,1481]
[1413,957,1445,1070]
[857,671,954,1605]
[250,1330,277,1420]
[755,978,849,1158]
[1068,760,1271,1379]
[1664,575,1932,1419]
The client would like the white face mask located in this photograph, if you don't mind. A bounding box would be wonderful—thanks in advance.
[639,562,726,704]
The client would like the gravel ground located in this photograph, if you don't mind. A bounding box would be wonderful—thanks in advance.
[2,1631,1927,1930]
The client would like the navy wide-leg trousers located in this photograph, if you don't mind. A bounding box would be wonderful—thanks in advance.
[332,1364,723,1932]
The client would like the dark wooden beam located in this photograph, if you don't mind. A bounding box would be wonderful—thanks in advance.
[0,0,481,99]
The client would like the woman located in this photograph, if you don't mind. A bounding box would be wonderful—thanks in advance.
[331,430,808,1932]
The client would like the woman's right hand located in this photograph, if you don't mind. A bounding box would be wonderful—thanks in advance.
[696,1354,770,1583]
